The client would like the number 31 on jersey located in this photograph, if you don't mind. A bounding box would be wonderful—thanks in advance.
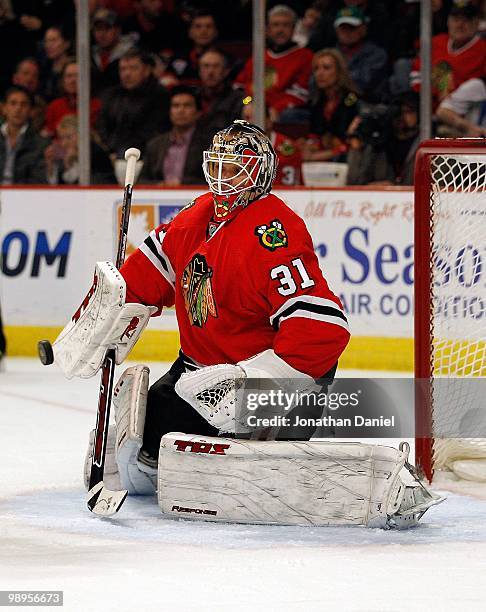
[270,258,315,296]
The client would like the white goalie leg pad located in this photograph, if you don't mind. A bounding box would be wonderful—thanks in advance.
[83,425,121,491]
[157,434,443,528]
[113,364,156,495]
[174,349,316,433]
[449,459,486,482]
[52,261,157,378]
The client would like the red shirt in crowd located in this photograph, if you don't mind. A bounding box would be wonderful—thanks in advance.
[271,131,302,186]
[235,45,313,114]
[411,33,486,106]
[45,96,102,136]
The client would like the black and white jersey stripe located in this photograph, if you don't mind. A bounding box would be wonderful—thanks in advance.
[270,295,349,332]
[139,229,176,289]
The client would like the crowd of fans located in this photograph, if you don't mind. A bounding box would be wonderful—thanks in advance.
[0,0,484,187]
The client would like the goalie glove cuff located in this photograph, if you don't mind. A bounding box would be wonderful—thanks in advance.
[238,349,315,392]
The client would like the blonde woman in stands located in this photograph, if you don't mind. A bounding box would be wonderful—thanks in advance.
[301,48,360,163]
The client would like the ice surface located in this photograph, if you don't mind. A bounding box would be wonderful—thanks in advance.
[1,359,486,612]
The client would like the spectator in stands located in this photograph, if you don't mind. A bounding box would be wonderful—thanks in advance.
[411,1,486,107]
[91,8,134,95]
[436,77,486,136]
[307,0,341,52]
[293,1,324,47]
[388,0,452,97]
[97,48,169,160]
[98,1,136,20]
[170,10,219,86]
[0,1,71,87]
[301,48,360,163]
[152,52,180,90]
[308,0,392,53]
[0,1,74,93]
[139,86,208,185]
[15,1,75,40]
[44,115,116,184]
[341,0,392,51]
[198,49,243,136]
[390,0,450,63]
[44,60,102,137]
[39,26,72,101]
[333,7,388,101]
[242,100,303,186]
[0,86,48,184]
[123,0,186,56]
[234,4,314,121]
[12,57,40,95]
[10,57,46,131]
[0,2,38,75]
[346,92,420,186]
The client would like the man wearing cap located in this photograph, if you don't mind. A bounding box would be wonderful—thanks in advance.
[91,8,135,95]
[410,1,486,107]
[334,7,388,101]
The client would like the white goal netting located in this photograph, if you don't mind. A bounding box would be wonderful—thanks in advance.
[429,153,486,473]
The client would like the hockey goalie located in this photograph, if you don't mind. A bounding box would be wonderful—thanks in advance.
[52,120,441,528]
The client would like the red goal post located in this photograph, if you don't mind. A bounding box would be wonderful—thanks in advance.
[414,138,486,482]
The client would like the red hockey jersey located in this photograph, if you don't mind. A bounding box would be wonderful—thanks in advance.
[271,131,302,186]
[411,33,486,105]
[234,45,313,113]
[120,192,349,379]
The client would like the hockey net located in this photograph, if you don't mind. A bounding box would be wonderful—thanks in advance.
[415,139,486,482]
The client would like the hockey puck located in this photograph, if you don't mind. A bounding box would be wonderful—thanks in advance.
[38,340,54,366]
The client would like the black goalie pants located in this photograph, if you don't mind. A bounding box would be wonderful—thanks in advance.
[141,352,337,460]
[141,354,220,459]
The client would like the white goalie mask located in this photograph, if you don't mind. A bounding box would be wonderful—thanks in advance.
[202,120,277,217]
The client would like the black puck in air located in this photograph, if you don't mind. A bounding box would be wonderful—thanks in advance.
[38,340,54,365]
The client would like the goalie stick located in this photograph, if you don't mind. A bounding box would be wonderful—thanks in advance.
[85,147,140,516]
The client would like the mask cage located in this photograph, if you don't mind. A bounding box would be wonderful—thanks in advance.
[203,150,264,195]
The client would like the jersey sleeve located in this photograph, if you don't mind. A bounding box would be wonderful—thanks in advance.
[255,214,350,379]
[439,78,486,115]
[120,223,176,315]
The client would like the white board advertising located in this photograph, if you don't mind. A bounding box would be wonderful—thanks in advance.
[0,187,414,365]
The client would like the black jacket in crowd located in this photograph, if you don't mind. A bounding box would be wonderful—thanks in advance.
[139,126,210,185]
[198,83,243,137]
[97,76,170,158]
[309,89,360,141]
[0,124,48,184]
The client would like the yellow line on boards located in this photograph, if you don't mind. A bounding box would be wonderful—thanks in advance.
[4,327,413,372]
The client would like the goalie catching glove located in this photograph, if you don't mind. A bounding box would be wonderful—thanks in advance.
[175,349,318,433]
[52,262,156,378]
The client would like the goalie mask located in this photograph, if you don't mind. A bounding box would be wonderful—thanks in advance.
[203,120,277,219]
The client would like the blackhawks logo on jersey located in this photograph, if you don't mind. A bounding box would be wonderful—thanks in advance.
[181,254,218,327]
[255,219,288,252]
